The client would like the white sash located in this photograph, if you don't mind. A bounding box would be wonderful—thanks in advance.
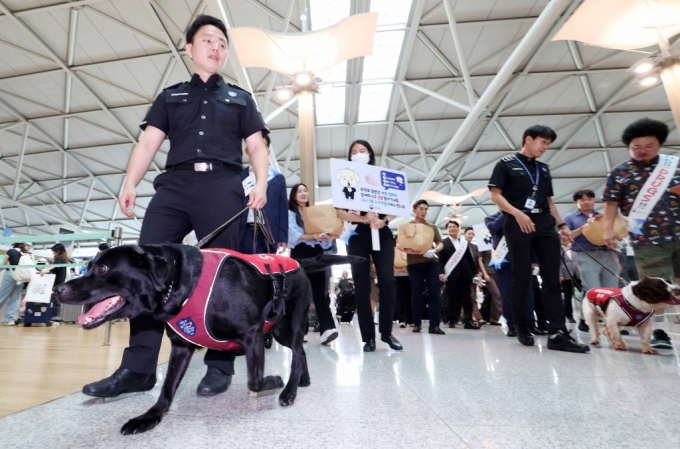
[490,236,508,269]
[627,154,679,235]
[444,238,468,280]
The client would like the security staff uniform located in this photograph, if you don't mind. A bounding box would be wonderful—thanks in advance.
[121,73,269,376]
[488,153,566,333]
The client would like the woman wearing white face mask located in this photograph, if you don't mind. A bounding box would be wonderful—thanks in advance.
[336,140,402,352]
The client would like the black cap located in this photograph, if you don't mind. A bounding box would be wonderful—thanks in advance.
[98,243,110,251]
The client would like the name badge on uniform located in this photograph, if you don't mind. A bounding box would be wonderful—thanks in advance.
[524,196,536,210]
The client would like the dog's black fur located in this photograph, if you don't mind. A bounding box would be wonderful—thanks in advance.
[54,244,356,434]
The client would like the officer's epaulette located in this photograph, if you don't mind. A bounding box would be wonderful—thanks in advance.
[227,83,253,96]
[162,81,187,92]
[500,155,515,162]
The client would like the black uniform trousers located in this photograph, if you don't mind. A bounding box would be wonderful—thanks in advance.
[346,224,395,342]
[503,213,565,333]
[121,169,244,375]
[444,276,474,323]
[290,243,336,334]
[407,261,441,327]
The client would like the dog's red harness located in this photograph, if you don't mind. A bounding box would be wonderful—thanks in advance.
[586,287,653,327]
[167,249,300,351]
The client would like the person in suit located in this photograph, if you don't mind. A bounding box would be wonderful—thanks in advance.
[239,134,288,255]
[438,221,480,329]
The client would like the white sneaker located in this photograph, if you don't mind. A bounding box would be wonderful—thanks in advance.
[0,321,16,326]
[320,329,339,345]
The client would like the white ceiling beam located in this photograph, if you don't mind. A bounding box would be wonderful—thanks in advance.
[0,38,54,64]
[243,0,301,32]
[82,5,168,49]
[398,84,430,169]
[378,0,427,166]
[260,0,295,119]
[442,0,475,106]
[12,124,29,201]
[402,80,471,112]
[413,0,577,201]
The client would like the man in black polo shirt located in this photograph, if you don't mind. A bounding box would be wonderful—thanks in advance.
[82,15,270,398]
[488,125,589,353]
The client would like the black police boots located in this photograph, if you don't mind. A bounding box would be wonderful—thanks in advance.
[82,368,156,398]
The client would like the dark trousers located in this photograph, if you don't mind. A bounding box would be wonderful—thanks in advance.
[531,275,548,330]
[561,279,574,319]
[121,170,243,375]
[504,213,565,333]
[239,225,275,254]
[407,261,441,327]
[495,263,535,327]
[444,277,473,323]
[290,244,336,334]
[346,225,395,342]
[394,275,413,324]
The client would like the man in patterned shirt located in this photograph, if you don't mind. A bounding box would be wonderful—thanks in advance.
[602,118,679,349]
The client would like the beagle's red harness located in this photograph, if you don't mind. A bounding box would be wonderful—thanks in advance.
[167,249,300,351]
[586,287,653,327]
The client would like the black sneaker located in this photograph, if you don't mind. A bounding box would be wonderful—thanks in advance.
[577,320,589,332]
[506,327,517,337]
[650,329,672,350]
[547,329,590,353]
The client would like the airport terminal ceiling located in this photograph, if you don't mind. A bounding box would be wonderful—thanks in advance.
[0,0,677,246]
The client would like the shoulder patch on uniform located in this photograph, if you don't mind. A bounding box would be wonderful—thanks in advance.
[227,83,253,96]
[163,81,186,91]
[501,155,514,162]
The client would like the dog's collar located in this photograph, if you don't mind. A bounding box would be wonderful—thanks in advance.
[162,260,178,304]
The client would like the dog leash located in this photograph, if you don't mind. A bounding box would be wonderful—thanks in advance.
[196,207,249,248]
[559,242,630,297]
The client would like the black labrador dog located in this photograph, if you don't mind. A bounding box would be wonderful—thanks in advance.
[54,244,355,434]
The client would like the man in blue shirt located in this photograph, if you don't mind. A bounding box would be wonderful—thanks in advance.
[563,189,619,331]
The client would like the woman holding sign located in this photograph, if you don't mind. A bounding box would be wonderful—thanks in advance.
[288,183,339,345]
[336,140,402,353]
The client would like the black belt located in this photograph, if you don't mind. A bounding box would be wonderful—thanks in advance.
[166,162,228,172]
[246,223,257,229]
[526,208,547,214]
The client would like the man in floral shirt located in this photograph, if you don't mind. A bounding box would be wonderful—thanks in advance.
[602,118,679,350]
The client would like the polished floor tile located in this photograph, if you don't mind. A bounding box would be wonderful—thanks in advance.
[1,319,678,449]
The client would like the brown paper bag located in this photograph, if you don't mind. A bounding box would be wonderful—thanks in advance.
[394,247,408,268]
[303,205,343,235]
[397,223,434,253]
[581,215,628,246]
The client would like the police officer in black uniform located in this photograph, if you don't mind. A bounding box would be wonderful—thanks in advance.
[488,125,589,353]
[82,15,271,398]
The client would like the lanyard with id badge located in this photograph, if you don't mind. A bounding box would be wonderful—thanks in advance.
[514,156,539,210]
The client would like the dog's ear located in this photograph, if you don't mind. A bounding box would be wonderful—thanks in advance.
[130,249,171,292]
[146,254,171,292]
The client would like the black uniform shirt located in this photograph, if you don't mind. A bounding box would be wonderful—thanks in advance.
[140,74,269,168]
[488,153,554,212]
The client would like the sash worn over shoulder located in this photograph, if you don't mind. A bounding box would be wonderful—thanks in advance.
[167,249,300,351]
[444,238,468,281]
[586,287,652,327]
[627,154,679,235]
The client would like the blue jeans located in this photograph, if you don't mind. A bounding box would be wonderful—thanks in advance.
[0,271,23,322]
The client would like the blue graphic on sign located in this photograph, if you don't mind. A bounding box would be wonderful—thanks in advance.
[381,171,406,191]
[178,318,197,336]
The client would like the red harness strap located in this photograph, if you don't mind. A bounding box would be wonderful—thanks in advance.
[586,287,653,327]
[167,249,300,351]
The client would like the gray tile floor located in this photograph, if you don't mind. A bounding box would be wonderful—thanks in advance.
[1,320,679,449]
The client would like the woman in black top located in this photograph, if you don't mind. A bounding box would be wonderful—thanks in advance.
[41,243,68,320]
[336,140,402,353]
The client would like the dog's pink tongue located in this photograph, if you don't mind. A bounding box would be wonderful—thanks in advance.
[77,296,120,325]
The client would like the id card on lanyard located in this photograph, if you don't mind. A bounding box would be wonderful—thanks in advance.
[514,156,539,210]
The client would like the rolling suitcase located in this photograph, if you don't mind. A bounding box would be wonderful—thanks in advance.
[24,302,52,326]
[60,304,84,323]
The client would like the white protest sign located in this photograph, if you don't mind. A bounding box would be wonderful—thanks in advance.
[472,223,494,252]
[330,159,410,215]
[25,272,56,304]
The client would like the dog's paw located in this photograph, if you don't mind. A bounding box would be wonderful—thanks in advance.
[641,346,658,355]
[278,390,297,407]
[299,375,311,387]
[589,339,600,346]
[120,415,162,435]
[613,341,628,351]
